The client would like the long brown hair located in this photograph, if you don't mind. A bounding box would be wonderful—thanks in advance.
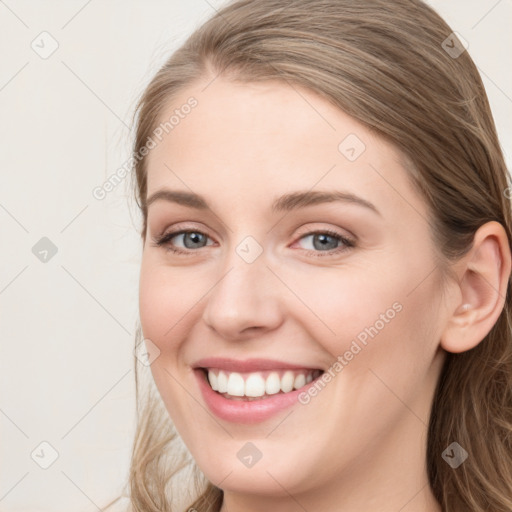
[105,1,512,510]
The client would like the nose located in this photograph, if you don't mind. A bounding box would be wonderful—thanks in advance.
[201,249,284,340]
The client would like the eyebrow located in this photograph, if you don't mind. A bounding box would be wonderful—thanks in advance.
[146,189,381,216]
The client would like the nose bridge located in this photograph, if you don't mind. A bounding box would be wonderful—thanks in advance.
[201,238,283,338]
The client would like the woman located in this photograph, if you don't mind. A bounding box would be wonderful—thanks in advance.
[109,0,512,510]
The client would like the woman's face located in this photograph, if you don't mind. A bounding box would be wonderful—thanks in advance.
[139,77,448,504]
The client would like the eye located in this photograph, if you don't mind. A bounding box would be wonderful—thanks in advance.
[151,229,214,255]
[294,229,355,257]
[151,227,355,258]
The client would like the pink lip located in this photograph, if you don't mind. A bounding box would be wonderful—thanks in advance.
[193,366,323,424]
[192,357,321,373]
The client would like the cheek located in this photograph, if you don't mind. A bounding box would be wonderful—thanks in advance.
[327,267,442,414]
[281,264,398,342]
[138,258,203,422]
[138,257,201,351]
[298,257,437,374]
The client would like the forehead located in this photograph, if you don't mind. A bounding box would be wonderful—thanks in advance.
[144,77,424,220]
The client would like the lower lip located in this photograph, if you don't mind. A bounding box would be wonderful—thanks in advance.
[194,369,317,424]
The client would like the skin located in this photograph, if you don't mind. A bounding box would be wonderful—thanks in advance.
[138,75,511,512]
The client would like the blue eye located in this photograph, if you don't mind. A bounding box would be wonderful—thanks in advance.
[293,229,355,257]
[170,231,210,249]
[297,231,349,252]
[152,228,355,257]
[153,230,214,253]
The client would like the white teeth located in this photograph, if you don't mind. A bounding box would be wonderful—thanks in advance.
[208,370,218,391]
[217,370,228,393]
[293,373,306,389]
[206,368,321,399]
[245,373,266,397]
[281,371,294,393]
[227,372,245,396]
[265,372,281,395]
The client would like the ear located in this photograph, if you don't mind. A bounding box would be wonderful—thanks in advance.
[440,221,511,354]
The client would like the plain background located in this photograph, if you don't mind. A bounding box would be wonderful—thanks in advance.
[0,1,511,511]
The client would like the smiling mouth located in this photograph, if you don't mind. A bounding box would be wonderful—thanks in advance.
[199,368,324,401]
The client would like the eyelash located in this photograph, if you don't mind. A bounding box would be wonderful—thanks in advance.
[151,227,355,258]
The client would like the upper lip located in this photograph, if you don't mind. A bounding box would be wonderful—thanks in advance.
[192,357,323,373]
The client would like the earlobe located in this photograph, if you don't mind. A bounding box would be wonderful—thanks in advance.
[440,221,511,354]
